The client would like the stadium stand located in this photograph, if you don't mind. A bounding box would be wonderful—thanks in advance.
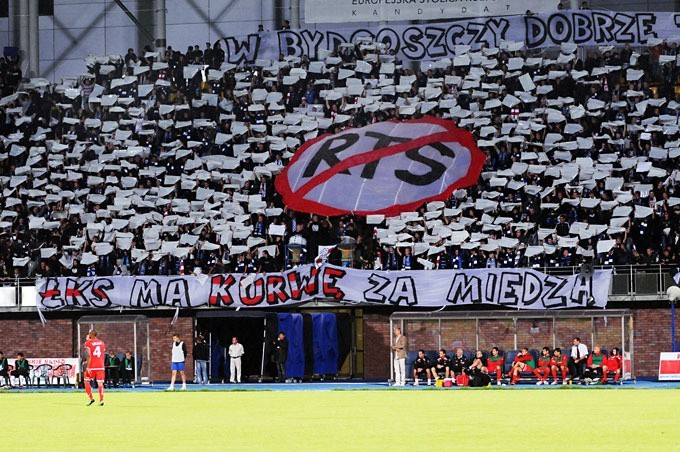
[0,36,678,278]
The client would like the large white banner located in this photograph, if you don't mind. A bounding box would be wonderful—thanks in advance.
[305,0,553,23]
[37,265,611,310]
[222,11,680,64]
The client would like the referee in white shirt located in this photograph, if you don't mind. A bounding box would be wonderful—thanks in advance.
[228,337,245,383]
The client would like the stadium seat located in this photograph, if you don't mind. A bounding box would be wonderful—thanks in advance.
[462,350,474,362]
[504,350,519,375]
[51,364,73,387]
[425,351,439,363]
[33,364,52,387]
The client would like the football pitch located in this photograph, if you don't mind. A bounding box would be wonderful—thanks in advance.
[3,388,680,451]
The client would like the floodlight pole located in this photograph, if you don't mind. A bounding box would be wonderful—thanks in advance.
[290,0,300,28]
[18,1,28,72]
[153,0,167,58]
[28,0,39,77]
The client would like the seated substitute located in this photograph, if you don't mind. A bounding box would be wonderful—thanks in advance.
[450,348,470,377]
[508,348,535,385]
[550,347,569,385]
[486,347,504,385]
[468,350,487,375]
[533,347,552,385]
[606,347,623,384]
[412,350,432,386]
[430,349,451,380]
[11,352,30,388]
[121,352,135,387]
[584,346,608,385]
[0,351,9,385]
[105,350,121,388]
[568,337,589,382]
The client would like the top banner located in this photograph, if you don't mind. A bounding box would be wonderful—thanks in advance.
[36,264,611,311]
[305,0,554,23]
[222,11,680,65]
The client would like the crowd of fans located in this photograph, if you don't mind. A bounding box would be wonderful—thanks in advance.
[0,31,678,278]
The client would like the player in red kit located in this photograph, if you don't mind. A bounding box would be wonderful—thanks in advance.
[533,347,552,385]
[84,330,106,406]
[486,347,504,385]
[606,347,623,384]
[550,347,569,385]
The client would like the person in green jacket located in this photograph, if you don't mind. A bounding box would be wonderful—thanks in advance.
[0,351,9,385]
[11,352,30,388]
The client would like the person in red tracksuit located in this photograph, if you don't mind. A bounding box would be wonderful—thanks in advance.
[607,347,623,384]
[550,347,569,385]
[533,347,552,385]
[486,347,504,386]
[509,348,535,385]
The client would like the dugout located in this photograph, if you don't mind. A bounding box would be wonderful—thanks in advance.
[196,311,352,382]
[196,311,279,382]
[77,315,151,384]
[389,310,635,381]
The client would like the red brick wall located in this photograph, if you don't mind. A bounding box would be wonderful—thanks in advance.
[1,307,677,380]
[0,314,194,382]
[0,318,74,358]
[363,313,390,379]
[148,316,194,381]
[634,308,679,376]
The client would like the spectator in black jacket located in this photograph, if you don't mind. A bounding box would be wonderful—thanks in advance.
[273,332,289,383]
[451,348,470,377]
[193,336,209,385]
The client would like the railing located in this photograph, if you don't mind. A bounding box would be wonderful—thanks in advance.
[0,265,675,309]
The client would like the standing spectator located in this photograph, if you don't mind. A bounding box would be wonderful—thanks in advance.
[11,352,30,388]
[167,333,187,391]
[568,337,589,382]
[193,335,209,385]
[0,351,9,386]
[121,352,135,387]
[392,327,407,386]
[412,350,432,386]
[273,332,289,383]
[105,350,120,388]
[228,336,245,384]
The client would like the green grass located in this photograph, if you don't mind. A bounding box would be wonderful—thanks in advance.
[3,389,680,451]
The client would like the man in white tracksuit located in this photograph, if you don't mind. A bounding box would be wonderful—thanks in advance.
[228,337,245,383]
